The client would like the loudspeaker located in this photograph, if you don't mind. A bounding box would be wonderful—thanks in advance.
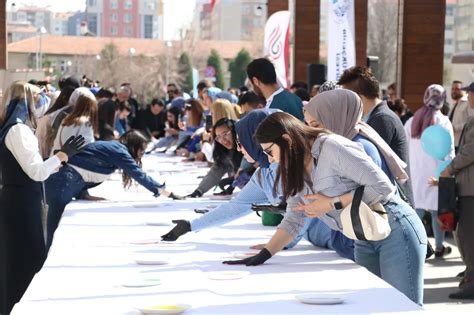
[307,64,326,88]
[366,56,380,80]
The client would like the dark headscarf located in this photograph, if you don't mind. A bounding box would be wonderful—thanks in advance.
[0,99,29,146]
[235,109,271,168]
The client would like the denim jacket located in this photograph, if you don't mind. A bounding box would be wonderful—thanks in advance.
[280,134,395,236]
[68,140,164,195]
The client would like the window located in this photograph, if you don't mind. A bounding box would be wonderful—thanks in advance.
[110,26,117,35]
[124,14,132,23]
[144,15,153,38]
[124,0,133,10]
[110,0,118,9]
[88,0,97,6]
[111,13,118,22]
[124,26,133,36]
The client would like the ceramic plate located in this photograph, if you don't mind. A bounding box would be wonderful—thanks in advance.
[206,271,250,280]
[136,304,191,314]
[122,278,161,288]
[134,256,169,265]
[295,294,344,305]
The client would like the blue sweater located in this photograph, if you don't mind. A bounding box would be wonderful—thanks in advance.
[68,141,164,195]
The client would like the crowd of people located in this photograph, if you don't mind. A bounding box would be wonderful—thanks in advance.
[0,58,473,314]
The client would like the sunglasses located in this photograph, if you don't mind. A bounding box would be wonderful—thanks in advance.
[262,143,275,157]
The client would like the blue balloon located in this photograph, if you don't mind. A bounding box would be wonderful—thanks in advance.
[435,160,452,179]
[421,125,452,160]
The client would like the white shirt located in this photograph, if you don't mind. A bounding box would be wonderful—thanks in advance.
[5,124,61,182]
[51,118,95,156]
[404,112,455,210]
[265,87,284,108]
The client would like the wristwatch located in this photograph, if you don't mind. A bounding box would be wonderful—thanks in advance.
[332,197,343,210]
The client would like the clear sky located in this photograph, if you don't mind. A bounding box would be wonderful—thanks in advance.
[6,0,196,40]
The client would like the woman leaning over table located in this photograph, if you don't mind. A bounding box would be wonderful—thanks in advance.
[45,130,179,250]
[253,112,426,305]
[0,81,85,315]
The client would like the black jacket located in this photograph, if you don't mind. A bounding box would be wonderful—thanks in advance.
[367,101,415,207]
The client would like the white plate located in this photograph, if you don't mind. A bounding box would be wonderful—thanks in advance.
[206,271,250,280]
[136,304,190,314]
[122,278,161,288]
[146,221,172,226]
[129,239,161,245]
[231,251,259,259]
[295,294,344,305]
[134,256,169,265]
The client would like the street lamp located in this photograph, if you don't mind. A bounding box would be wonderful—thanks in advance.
[165,41,172,84]
[36,26,47,71]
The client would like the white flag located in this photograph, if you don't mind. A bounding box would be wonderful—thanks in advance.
[327,0,356,81]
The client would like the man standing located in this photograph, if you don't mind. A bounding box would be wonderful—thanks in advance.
[338,66,414,207]
[442,82,474,299]
[246,58,304,121]
[449,80,473,150]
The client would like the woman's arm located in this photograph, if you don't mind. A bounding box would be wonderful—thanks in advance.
[195,163,228,195]
[5,124,66,182]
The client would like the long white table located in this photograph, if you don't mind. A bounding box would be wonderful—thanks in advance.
[13,154,424,314]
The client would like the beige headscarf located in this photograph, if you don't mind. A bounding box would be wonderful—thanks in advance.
[305,89,408,183]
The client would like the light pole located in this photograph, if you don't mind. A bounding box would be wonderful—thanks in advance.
[165,41,172,84]
[36,26,47,71]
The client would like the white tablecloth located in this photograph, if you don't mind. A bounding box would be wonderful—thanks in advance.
[13,154,423,314]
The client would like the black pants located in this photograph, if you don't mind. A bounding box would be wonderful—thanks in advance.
[458,196,474,280]
[0,186,46,314]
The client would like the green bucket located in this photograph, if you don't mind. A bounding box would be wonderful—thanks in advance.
[261,210,284,226]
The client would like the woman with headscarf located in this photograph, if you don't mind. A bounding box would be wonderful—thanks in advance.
[304,89,409,184]
[161,110,354,261]
[0,81,85,314]
[404,84,455,258]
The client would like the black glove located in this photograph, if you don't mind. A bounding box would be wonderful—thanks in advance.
[60,135,86,158]
[223,248,272,266]
[169,192,185,200]
[161,220,191,241]
[187,190,202,198]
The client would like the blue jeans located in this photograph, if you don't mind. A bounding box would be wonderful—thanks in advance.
[355,196,427,305]
[416,208,445,250]
[45,165,87,250]
[287,218,355,261]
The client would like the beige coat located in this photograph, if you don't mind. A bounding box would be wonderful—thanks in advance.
[449,95,474,146]
[448,115,474,196]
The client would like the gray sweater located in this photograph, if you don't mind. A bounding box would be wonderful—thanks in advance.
[280,134,395,237]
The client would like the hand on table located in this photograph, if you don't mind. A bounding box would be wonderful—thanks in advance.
[161,220,191,241]
[223,248,272,266]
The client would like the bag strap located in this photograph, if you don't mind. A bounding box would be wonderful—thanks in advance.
[351,186,367,241]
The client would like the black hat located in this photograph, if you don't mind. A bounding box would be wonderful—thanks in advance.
[461,82,474,92]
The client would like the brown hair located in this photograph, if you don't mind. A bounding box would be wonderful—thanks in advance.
[185,99,205,127]
[337,66,380,99]
[255,112,329,199]
[62,94,98,135]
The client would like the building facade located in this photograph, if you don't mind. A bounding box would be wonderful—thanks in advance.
[87,0,164,39]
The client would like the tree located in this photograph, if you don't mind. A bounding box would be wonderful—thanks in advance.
[229,49,252,88]
[178,52,193,93]
[367,0,398,85]
[207,49,224,89]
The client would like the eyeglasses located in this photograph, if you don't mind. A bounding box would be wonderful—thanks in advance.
[215,130,232,143]
[262,143,275,157]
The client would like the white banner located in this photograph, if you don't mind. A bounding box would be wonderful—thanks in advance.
[327,0,356,81]
[264,11,290,88]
